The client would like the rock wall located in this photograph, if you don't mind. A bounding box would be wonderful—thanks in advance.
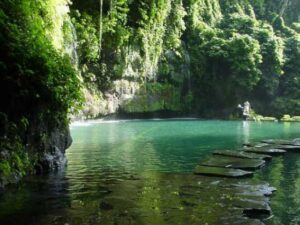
[38,127,72,172]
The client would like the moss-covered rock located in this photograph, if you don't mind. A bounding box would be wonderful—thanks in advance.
[122,83,182,113]
[249,112,278,122]
[280,115,300,122]
[281,114,293,121]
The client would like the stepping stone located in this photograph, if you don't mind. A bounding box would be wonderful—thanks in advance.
[261,139,292,145]
[292,138,300,145]
[235,198,272,217]
[230,183,277,197]
[199,156,265,170]
[254,143,270,148]
[293,141,300,146]
[213,150,272,161]
[244,148,286,156]
[243,143,255,147]
[277,145,300,152]
[194,165,253,178]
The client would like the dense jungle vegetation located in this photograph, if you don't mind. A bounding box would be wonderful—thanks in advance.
[70,0,300,117]
[0,0,299,184]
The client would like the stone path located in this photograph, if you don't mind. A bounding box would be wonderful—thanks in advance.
[35,137,297,225]
[200,155,265,170]
[194,165,254,178]
[213,150,272,161]
[193,138,300,224]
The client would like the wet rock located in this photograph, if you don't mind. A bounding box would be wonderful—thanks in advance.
[292,138,300,146]
[194,165,253,178]
[254,143,270,148]
[39,146,68,173]
[241,199,271,217]
[199,156,265,170]
[228,196,272,217]
[293,141,300,146]
[213,150,272,161]
[230,183,276,197]
[243,143,255,147]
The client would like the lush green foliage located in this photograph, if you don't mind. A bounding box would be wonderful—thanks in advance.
[69,0,299,117]
[0,0,82,124]
[0,0,82,182]
[185,0,299,115]
[274,35,300,115]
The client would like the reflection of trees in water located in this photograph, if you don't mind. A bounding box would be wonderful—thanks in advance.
[282,154,300,225]
[0,171,71,225]
[254,154,300,225]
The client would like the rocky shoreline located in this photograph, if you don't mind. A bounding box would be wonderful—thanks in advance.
[0,125,72,190]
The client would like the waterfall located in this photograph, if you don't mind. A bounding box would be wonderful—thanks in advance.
[182,48,191,94]
[99,0,103,56]
[279,0,289,17]
[64,19,79,69]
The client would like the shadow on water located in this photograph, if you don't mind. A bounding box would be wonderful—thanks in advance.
[0,171,71,225]
[0,170,275,225]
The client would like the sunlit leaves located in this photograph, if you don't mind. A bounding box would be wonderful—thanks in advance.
[0,0,82,125]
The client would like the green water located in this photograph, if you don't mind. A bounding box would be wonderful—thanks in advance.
[0,120,300,225]
[67,119,300,173]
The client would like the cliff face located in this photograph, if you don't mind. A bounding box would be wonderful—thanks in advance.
[26,121,72,173]
[70,0,300,118]
[71,0,188,118]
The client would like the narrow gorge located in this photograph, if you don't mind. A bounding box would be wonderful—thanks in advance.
[0,1,299,224]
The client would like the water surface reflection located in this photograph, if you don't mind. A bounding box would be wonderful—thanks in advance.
[0,120,300,224]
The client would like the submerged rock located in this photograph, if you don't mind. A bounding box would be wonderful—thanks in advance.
[230,183,276,197]
[240,199,271,217]
[194,165,254,178]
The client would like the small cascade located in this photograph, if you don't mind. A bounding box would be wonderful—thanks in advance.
[182,47,191,94]
[64,19,79,69]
